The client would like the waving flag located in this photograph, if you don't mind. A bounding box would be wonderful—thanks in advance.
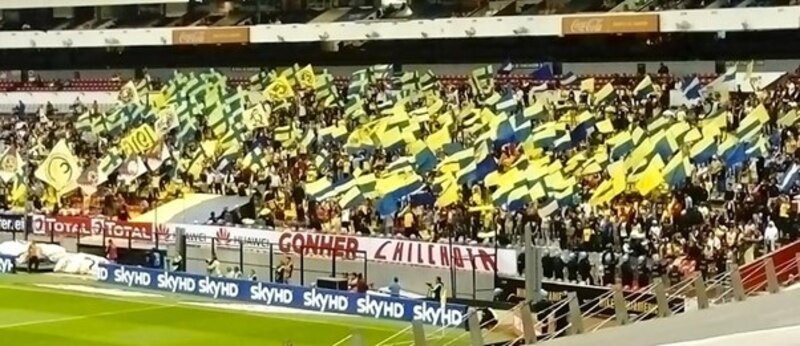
[780,164,800,192]
[264,76,295,101]
[35,139,82,194]
[689,136,717,164]
[0,147,22,182]
[580,78,595,93]
[530,64,554,80]
[295,64,316,89]
[634,75,655,99]
[704,66,736,93]
[498,60,514,75]
[682,76,702,100]
[559,72,577,85]
[594,82,615,106]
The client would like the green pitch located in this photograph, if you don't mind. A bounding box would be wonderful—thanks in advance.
[0,274,469,346]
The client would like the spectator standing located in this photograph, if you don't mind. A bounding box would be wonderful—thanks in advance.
[170,252,183,272]
[427,276,444,301]
[26,241,40,272]
[206,255,221,276]
[388,277,402,297]
[105,239,118,263]
[275,256,294,284]
[355,273,368,293]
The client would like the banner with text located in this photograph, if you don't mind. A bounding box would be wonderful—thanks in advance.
[166,223,517,275]
[562,14,660,35]
[97,264,467,326]
[31,214,154,241]
[0,213,25,233]
[172,27,250,45]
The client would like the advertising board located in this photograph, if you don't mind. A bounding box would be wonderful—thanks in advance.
[31,214,154,241]
[0,254,16,273]
[97,263,468,326]
[0,213,25,233]
[562,14,660,35]
[172,27,250,45]
[168,223,518,275]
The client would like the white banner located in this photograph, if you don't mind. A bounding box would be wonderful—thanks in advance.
[166,223,518,276]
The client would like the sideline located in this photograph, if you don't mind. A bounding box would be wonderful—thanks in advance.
[0,304,175,330]
[0,283,401,332]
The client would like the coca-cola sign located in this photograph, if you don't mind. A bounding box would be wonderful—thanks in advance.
[562,14,659,35]
[31,214,154,241]
[172,27,250,45]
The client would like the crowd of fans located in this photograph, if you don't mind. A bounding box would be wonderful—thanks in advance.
[1,64,799,289]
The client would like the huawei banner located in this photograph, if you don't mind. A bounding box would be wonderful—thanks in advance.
[172,27,250,45]
[167,223,518,276]
[561,14,660,35]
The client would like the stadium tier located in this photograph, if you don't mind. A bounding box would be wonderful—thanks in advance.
[0,61,796,281]
[0,1,799,345]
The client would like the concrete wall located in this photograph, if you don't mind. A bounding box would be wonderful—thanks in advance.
[19,59,800,83]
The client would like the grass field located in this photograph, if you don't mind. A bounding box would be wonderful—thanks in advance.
[0,274,470,346]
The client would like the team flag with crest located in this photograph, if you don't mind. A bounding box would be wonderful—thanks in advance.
[35,139,82,194]
[264,76,295,101]
[0,147,22,182]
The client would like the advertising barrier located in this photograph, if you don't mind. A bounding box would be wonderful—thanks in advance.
[31,214,154,241]
[0,254,16,273]
[0,213,25,233]
[96,263,467,326]
[561,14,659,35]
[172,27,250,45]
[168,223,517,275]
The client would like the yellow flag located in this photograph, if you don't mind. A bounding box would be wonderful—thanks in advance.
[595,119,614,134]
[296,64,316,89]
[580,78,595,93]
[436,180,459,208]
[35,139,82,193]
[120,124,158,156]
[636,162,665,196]
[264,76,295,101]
[426,127,451,152]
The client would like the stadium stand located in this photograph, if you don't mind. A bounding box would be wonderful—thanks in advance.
[0,61,796,293]
[0,1,799,345]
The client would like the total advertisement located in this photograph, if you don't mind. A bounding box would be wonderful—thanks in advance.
[168,223,518,275]
[0,254,16,273]
[31,214,154,241]
[97,263,467,327]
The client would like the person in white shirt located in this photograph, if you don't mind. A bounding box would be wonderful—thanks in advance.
[764,221,779,252]
[206,256,221,276]
[341,208,351,233]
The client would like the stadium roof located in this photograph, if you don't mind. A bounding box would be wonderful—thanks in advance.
[0,0,189,10]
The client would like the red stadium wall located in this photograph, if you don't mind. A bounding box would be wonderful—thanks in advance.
[740,240,800,293]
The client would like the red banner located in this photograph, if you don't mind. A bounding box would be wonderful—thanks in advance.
[31,214,154,241]
[740,239,800,293]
